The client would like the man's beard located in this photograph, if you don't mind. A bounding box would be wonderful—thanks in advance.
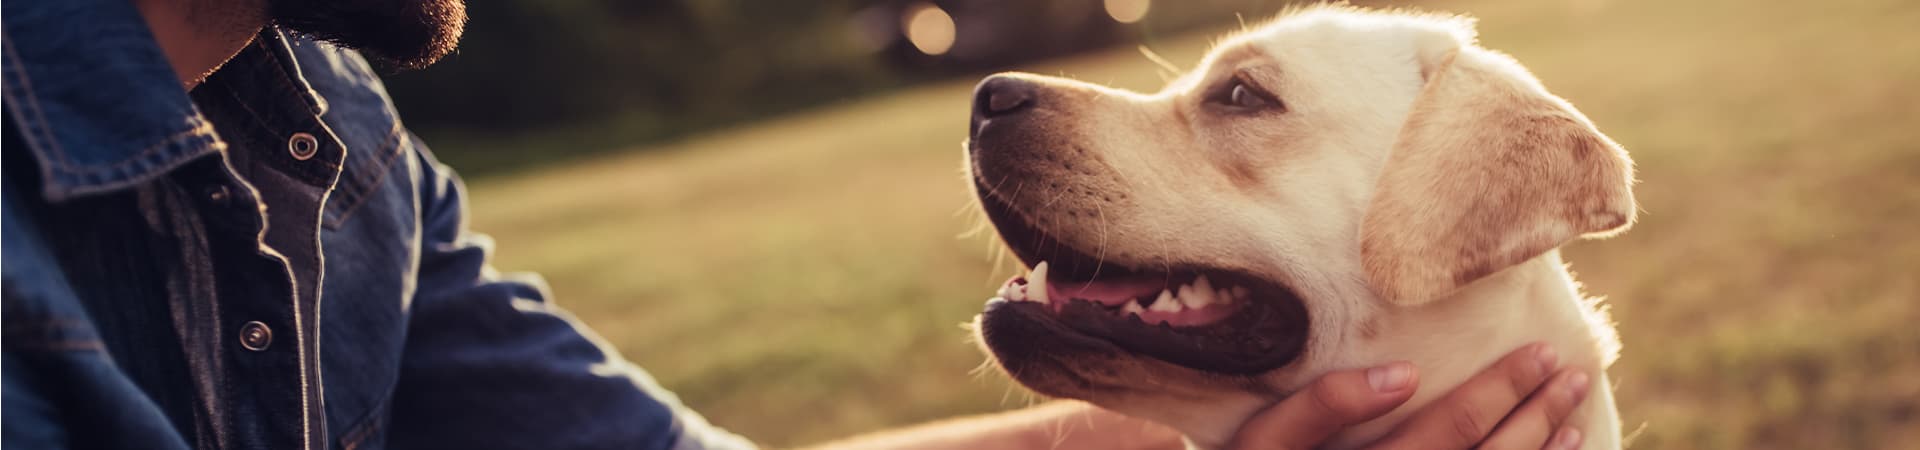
[269,0,467,70]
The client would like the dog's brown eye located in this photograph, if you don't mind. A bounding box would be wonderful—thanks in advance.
[1208,77,1279,112]
[1229,84,1267,108]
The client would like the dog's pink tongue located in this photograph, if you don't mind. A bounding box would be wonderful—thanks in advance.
[1050,278,1163,306]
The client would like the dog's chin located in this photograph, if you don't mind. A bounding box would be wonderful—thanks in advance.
[973,301,1131,399]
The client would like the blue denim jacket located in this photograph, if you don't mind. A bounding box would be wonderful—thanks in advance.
[1,1,755,449]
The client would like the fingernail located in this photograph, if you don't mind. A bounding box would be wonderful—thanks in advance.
[1534,343,1559,375]
[1553,427,1583,450]
[1566,372,1591,400]
[1367,362,1412,392]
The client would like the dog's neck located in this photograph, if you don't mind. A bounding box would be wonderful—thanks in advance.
[1326,250,1623,449]
[1168,251,1623,450]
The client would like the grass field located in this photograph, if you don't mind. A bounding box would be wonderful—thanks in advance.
[463,0,1920,448]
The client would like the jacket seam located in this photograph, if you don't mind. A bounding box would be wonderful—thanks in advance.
[1,33,68,165]
[336,398,388,450]
[325,124,407,229]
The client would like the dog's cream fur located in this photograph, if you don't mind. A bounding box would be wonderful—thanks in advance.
[966,6,1633,449]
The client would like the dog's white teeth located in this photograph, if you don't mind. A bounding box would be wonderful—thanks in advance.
[1181,288,1214,309]
[1122,299,1145,315]
[1176,284,1203,309]
[1216,288,1234,304]
[1150,289,1183,312]
[1231,286,1250,301]
[1182,277,1216,309]
[1029,262,1050,304]
[1003,277,1030,302]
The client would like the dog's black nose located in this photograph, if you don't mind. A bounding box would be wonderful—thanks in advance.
[973,75,1037,119]
[975,76,1036,117]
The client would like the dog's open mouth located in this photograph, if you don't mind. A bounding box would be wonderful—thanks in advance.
[974,179,1309,375]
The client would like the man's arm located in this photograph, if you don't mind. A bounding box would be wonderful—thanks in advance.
[386,142,1166,450]
[814,344,1588,450]
[804,401,1184,450]
[385,140,752,450]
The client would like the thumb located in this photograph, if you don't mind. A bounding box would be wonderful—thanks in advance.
[1226,362,1418,450]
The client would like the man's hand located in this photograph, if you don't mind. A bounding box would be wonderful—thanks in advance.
[1229,343,1591,450]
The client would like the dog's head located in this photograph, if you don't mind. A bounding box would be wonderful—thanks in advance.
[965,6,1634,447]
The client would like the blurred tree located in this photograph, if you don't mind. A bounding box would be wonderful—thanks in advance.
[378,0,1292,174]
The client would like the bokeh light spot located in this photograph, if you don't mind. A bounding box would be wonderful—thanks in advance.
[904,4,956,56]
[1105,0,1151,24]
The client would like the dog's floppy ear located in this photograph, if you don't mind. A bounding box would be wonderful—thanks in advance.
[1360,38,1636,305]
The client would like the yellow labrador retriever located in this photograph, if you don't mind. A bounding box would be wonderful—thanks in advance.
[964,6,1632,449]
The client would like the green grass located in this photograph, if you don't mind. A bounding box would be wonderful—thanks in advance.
[464,0,1920,448]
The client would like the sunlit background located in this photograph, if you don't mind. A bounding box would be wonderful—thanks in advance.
[383,0,1920,448]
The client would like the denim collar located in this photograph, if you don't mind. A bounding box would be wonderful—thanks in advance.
[2,0,323,202]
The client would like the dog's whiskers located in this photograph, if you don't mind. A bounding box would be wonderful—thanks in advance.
[1138,45,1182,82]
[967,357,996,380]
[999,369,1024,406]
[1047,413,1071,450]
[1038,187,1069,210]
[1079,201,1113,298]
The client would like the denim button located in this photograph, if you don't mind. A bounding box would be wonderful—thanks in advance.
[239,321,273,351]
[288,132,319,160]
